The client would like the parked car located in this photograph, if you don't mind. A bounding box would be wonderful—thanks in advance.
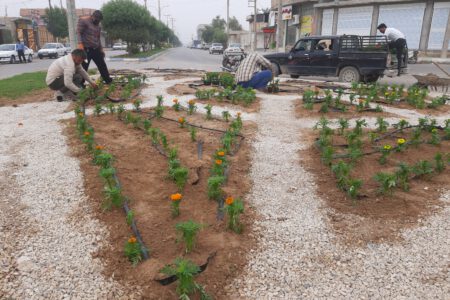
[0,43,34,63]
[112,42,127,50]
[224,43,244,55]
[209,43,224,54]
[265,35,407,83]
[64,43,72,53]
[202,43,211,50]
[38,43,67,59]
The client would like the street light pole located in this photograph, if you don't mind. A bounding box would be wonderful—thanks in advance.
[66,0,78,50]
[253,0,257,51]
[158,0,161,21]
[226,0,230,38]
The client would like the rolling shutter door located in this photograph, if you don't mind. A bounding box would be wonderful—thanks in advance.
[379,3,426,49]
[321,8,334,36]
[428,2,450,50]
[337,6,373,36]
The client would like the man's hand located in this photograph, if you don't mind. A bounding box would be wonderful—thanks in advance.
[90,82,98,90]
[77,43,84,50]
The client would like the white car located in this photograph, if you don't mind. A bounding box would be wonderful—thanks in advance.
[209,43,224,54]
[38,43,67,59]
[112,43,127,50]
[224,43,244,55]
[0,44,34,63]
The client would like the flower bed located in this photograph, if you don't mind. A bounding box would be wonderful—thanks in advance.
[302,117,450,243]
[66,97,256,298]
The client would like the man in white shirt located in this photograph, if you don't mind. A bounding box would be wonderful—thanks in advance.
[46,49,97,102]
[235,52,273,90]
[377,23,406,76]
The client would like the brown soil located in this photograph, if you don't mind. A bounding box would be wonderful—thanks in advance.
[65,108,257,299]
[0,89,53,107]
[167,84,197,96]
[164,74,202,81]
[301,129,450,245]
[295,99,399,119]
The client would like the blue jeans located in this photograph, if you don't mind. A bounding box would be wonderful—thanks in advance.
[238,70,272,89]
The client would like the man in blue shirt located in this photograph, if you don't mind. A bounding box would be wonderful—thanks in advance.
[16,40,26,63]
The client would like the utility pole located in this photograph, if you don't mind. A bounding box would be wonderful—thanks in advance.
[158,0,161,21]
[276,0,283,50]
[164,14,170,27]
[4,6,7,17]
[144,0,147,10]
[254,0,257,51]
[226,0,230,37]
[48,0,52,9]
[60,0,63,8]
[66,0,78,50]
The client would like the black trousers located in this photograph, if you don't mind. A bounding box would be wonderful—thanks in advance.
[82,47,112,83]
[17,50,26,63]
[389,38,406,73]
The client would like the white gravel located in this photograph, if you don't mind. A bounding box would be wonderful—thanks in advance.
[225,92,450,299]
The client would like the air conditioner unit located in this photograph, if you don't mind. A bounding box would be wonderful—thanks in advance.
[292,15,300,25]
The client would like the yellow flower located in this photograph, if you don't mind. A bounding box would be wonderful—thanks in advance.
[384,92,389,96]
[128,236,137,244]
[431,128,438,133]
[188,99,195,105]
[170,193,182,201]
[215,159,223,165]
[397,138,406,145]
[217,151,225,157]
[225,196,234,205]
[78,112,84,117]
[383,145,391,150]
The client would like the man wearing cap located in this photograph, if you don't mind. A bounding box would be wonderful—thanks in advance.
[77,10,113,83]
[377,23,406,76]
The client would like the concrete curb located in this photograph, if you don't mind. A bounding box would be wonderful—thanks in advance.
[417,57,450,64]
[106,49,170,62]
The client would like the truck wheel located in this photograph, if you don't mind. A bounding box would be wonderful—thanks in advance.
[339,66,360,83]
[271,63,280,77]
[290,75,300,79]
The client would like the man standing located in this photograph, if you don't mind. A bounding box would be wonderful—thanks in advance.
[46,49,98,102]
[77,10,112,83]
[377,23,406,76]
[235,52,273,90]
[16,40,26,63]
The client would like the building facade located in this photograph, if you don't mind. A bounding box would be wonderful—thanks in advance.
[272,0,450,57]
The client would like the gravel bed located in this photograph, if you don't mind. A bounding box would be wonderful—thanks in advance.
[0,102,140,299]
[226,93,450,299]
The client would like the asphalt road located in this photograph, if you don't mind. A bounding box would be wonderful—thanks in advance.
[0,47,449,86]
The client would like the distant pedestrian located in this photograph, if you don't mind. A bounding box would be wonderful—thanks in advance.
[46,49,98,102]
[77,10,112,84]
[16,40,26,63]
[377,23,406,76]
[235,52,273,91]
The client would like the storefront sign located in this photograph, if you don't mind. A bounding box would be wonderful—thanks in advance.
[282,5,293,21]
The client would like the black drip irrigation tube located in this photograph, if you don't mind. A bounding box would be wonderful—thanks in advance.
[81,103,150,261]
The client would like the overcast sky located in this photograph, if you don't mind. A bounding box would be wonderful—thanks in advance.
[2,0,271,44]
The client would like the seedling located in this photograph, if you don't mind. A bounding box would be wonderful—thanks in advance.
[430,128,441,145]
[124,236,142,266]
[375,117,389,133]
[205,104,213,120]
[412,160,434,177]
[189,126,197,142]
[225,197,244,233]
[176,220,202,253]
[222,110,231,122]
[374,172,397,195]
[172,99,181,111]
[395,163,411,191]
[188,100,197,115]
[434,153,445,173]
[379,144,392,165]
[126,210,135,226]
[207,176,225,201]
[337,118,349,135]
[133,99,142,112]
[104,186,124,209]
[170,193,182,217]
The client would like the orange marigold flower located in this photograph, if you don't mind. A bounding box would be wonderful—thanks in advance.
[215,159,223,165]
[225,196,234,205]
[188,99,196,105]
[128,236,137,244]
[173,99,178,103]
[217,151,225,157]
[237,112,241,117]
[84,131,90,136]
[358,99,364,104]
[95,145,104,151]
[178,117,185,123]
[171,193,182,201]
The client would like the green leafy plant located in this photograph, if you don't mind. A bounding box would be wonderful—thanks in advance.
[189,126,197,142]
[161,258,210,300]
[219,72,235,88]
[332,160,351,191]
[321,145,334,166]
[222,110,231,122]
[434,153,445,173]
[353,119,368,136]
[430,128,441,145]
[412,160,434,177]
[124,236,142,266]
[94,103,103,116]
[224,196,244,233]
[172,99,181,111]
[143,119,152,131]
[347,178,363,201]
[133,99,142,112]
[104,186,124,209]
[375,117,389,133]
[126,210,135,226]
[148,128,160,144]
[337,118,349,135]
[379,144,392,165]
[374,172,397,194]
[395,163,411,191]
[187,100,197,115]
[117,103,125,119]
[205,104,213,120]
[393,119,410,133]
[176,220,203,253]
[207,176,225,201]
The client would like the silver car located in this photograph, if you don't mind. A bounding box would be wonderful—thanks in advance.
[209,43,224,55]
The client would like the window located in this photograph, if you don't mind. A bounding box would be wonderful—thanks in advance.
[294,40,312,52]
[313,39,332,51]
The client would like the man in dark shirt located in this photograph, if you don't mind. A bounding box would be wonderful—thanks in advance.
[16,40,26,63]
[77,10,112,83]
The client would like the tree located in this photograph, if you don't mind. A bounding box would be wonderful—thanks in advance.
[212,16,226,30]
[228,16,242,31]
[102,0,151,52]
[43,7,68,39]
[201,16,229,44]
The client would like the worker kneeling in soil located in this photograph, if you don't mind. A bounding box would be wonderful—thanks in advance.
[46,49,98,102]
[235,52,273,91]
